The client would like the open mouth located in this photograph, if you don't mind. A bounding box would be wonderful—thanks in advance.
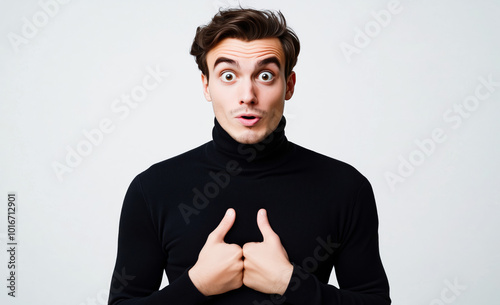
[237,115,261,126]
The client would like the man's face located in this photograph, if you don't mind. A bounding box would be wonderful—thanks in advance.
[202,38,296,144]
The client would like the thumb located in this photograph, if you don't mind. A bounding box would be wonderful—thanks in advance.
[257,209,277,242]
[209,208,236,243]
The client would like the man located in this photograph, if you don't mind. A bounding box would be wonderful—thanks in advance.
[108,8,390,305]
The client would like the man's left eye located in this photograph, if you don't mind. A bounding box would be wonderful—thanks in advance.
[258,72,274,82]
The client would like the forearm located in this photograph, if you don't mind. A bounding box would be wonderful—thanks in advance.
[109,269,209,305]
[280,264,390,305]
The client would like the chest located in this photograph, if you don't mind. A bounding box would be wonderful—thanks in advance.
[161,173,346,276]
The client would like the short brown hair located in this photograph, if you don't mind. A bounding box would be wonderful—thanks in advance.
[190,8,300,80]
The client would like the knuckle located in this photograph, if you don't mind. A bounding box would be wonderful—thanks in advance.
[230,249,243,261]
[236,260,244,269]
[229,244,242,254]
[243,242,254,252]
[242,258,251,269]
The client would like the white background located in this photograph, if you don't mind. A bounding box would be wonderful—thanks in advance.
[1,0,499,304]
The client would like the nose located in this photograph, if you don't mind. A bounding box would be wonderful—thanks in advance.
[239,78,257,105]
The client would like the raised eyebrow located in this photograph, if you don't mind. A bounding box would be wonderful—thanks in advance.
[213,57,239,69]
[257,57,281,70]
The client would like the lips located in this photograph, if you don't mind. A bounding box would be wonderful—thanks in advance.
[237,115,261,127]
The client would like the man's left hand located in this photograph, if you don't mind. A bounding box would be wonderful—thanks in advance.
[242,209,294,295]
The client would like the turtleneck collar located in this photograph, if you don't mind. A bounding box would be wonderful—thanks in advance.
[208,116,292,167]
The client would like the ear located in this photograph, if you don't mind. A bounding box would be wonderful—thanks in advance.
[285,71,296,100]
[201,73,212,102]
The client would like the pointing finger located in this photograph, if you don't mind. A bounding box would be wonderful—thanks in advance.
[209,208,236,243]
[256,209,277,242]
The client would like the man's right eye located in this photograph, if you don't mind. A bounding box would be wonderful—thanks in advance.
[221,71,236,82]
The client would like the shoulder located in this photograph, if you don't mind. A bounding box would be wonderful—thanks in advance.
[137,141,210,182]
[290,142,369,187]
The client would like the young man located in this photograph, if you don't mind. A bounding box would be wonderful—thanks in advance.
[108,8,390,305]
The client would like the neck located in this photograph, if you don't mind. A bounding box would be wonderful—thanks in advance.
[208,116,292,168]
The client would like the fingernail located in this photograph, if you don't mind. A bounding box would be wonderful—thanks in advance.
[227,209,234,216]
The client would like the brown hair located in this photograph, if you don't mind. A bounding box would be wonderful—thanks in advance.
[190,8,300,80]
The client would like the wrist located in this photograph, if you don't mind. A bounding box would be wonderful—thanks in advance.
[188,266,208,296]
[275,263,294,295]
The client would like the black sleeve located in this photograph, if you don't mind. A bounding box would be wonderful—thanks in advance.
[108,175,210,305]
[282,179,391,305]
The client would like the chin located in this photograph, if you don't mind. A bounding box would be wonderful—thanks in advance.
[233,129,268,144]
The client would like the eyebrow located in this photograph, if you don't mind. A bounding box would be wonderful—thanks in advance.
[257,57,281,70]
[214,57,238,69]
[213,56,281,70]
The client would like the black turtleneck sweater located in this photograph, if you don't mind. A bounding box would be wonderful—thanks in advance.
[108,117,390,305]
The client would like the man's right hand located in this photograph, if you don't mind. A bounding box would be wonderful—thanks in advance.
[188,208,243,296]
